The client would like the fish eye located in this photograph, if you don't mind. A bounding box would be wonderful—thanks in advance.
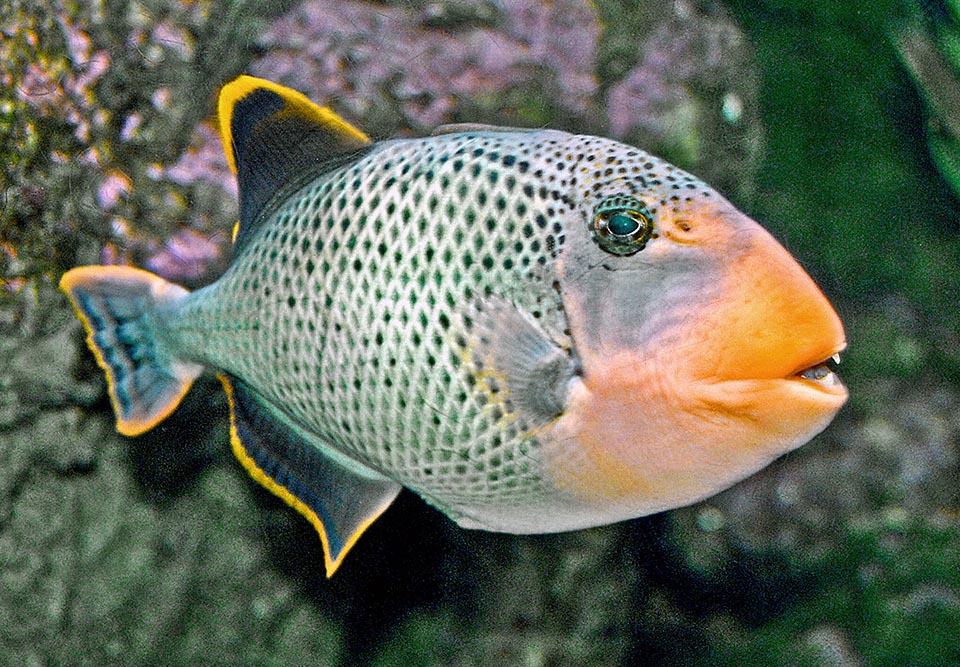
[590,196,653,255]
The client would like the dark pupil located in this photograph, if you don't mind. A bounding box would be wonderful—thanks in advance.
[607,212,640,236]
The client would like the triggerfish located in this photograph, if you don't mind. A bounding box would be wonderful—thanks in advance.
[61,76,847,576]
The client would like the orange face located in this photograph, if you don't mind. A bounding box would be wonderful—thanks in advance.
[545,190,847,516]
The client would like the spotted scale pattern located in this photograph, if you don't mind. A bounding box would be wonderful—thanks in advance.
[168,128,701,523]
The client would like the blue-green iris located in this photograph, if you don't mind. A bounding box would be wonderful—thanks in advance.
[607,212,641,236]
[590,195,654,256]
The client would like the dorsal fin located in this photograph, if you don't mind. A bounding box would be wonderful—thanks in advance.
[430,122,540,136]
[217,76,374,250]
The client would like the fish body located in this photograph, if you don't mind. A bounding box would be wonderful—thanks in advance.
[61,76,847,576]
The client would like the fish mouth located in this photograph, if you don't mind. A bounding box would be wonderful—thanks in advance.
[789,348,847,395]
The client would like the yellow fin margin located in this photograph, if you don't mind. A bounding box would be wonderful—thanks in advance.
[60,266,199,437]
[218,374,392,577]
[217,75,371,174]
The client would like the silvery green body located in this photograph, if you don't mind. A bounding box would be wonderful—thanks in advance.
[165,129,600,530]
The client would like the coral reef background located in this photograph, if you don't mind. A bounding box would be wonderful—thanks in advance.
[1,0,958,665]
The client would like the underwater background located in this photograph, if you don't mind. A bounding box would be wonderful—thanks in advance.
[1,0,958,665]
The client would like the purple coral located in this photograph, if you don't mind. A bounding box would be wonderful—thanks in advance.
[96,171,132,210]
[145,227,227,282]
[254,0,601,130]
[164,121,237,200]
[17,16,112,143]
[606,1,751,140]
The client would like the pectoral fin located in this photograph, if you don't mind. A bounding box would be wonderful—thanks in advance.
[219,375,401,577]
[461,296,577,428]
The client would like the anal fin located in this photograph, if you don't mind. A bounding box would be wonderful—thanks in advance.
[219,375,400,577]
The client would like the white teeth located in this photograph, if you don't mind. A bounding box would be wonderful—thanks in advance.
[797,353,844,389]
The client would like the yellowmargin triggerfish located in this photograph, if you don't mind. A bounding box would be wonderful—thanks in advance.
[60,76,848,576]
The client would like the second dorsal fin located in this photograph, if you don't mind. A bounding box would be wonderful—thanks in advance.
[430,122,540,136]
[217,76,374,250]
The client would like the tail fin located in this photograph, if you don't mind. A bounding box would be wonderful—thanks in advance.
[60,266,203,436]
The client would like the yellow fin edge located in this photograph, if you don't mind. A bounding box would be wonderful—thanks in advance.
[60,266,193,437]
[217,374,389,577]
[217,75,371,174]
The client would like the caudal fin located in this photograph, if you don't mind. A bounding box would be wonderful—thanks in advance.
[60,266,203,436]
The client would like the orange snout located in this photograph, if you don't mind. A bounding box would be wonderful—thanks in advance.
[691,224,846,385]
[542,204,848,515]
